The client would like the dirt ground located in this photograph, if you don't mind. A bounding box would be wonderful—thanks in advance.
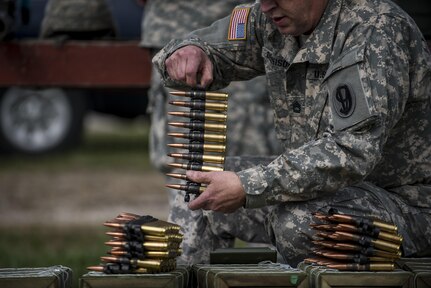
[0,169,169,226]
[0,114,170,227]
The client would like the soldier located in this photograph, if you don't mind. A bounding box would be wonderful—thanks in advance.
[40,0,116,40]
[154,0,431,265]
[140,0,281,251]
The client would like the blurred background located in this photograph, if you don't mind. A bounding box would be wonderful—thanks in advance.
[0,1,168,287]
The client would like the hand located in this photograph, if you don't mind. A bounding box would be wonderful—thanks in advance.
[186,170,246,213]
[165,45,213,88]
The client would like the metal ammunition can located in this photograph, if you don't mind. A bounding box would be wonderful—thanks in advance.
[298,262,412,288]
[192,264,307,288]
[0,266,72,288]
[396,257,431,288]
[80,265,190,288]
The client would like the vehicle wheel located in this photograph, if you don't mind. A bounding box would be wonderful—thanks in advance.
[0,87,86,154]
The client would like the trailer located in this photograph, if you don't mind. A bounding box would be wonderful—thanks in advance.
[0,40,152,154]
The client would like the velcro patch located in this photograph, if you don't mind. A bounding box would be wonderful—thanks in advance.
[327,64,372,131]
[228,7,250,41]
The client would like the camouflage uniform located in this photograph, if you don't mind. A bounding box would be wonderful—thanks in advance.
[155,0,431,265]
[40,0,116,39]
[140,3,281,203]
[392,0,431,39]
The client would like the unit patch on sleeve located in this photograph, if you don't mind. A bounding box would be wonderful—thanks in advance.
[327,64,372,131]
[228,7,250,41]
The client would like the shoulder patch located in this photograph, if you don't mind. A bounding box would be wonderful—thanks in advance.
[228,7,250,41]
[327,63,372,131]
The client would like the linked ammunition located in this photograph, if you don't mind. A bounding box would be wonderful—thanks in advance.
[106,231,183,243]
[103,220,180,236]
[168,162,223,172]
[105,240,180,251]
[87,265,149,274]
[310,223,403,244]
[166,183,205,194]
[312,240,401,259]
[101,256,175,270]
[170,90,228,101]
[316,231,400,253]
[308,211,401,271]
[108,249,182,259]
[326,263,395,271]
[168,121,227,133]
[169,111,227,122]
[168,132,226,143]
[90,213,183,275]
[145,250,182,258]
[169,100,228,112]
[168,153,225,164]
[168,143,226,153]
[327,213,398,234]
[312,248,392,264]
[166,173,188,180]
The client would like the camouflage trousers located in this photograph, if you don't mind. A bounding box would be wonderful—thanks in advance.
[168,181,431,266]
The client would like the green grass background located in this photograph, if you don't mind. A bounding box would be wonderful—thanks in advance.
[0,116,152,288]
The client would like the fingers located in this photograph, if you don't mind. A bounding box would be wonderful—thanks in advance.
[188,190,210,211]
[185,171,246,213]
[186,170,211,183]
[185,171,213,211]
[165,46,213,88]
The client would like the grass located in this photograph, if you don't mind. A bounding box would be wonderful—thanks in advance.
[0,115,152,172]
[0,226,108,288]
[0,114,153,288]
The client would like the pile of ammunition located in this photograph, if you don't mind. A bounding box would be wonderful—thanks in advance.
[166,90,228,202]
[87,212,183,274]
[305,211,403,271]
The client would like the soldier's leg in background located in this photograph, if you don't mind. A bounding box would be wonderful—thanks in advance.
[266,182,428,267]
[168,192,272,264]
[147,64,170,173]
[167,192,235,265]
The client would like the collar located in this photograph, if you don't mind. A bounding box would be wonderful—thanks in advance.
[292,0,342,64]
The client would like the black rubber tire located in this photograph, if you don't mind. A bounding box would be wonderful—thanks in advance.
[0,87,86,154]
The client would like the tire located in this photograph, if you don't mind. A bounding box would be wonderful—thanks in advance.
[0,87,86,154]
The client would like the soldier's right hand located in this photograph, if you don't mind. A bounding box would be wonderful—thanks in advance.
[165,45,213,88]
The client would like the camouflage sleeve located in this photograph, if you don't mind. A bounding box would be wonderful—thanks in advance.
[238,14,428,208]
[152,3,266,90]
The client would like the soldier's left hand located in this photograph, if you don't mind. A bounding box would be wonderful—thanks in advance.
[186,170,246,213]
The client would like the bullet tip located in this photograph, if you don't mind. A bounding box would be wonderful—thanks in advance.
[87,266,104,272]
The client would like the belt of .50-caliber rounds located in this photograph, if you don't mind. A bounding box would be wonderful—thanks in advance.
[167,90,228,202]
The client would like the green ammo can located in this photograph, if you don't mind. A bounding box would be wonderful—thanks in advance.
[0,266,72,288]
[298,262,412,288]
[396,258,431,288]
[79,266,190,288]
[192,263,308,288]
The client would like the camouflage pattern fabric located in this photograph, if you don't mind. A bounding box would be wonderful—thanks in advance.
[40,0,116,38]
[392,0,431,39]
[140,0,245,48]
[155,0,431,264]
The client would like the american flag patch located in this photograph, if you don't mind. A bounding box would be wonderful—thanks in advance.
[228,7,250,41]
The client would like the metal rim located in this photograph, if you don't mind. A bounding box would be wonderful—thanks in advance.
[1,87,72,153]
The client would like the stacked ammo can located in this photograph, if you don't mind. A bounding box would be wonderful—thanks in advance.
[87,212,183,274]
[166,90,228,202]
[305,211,403,271]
